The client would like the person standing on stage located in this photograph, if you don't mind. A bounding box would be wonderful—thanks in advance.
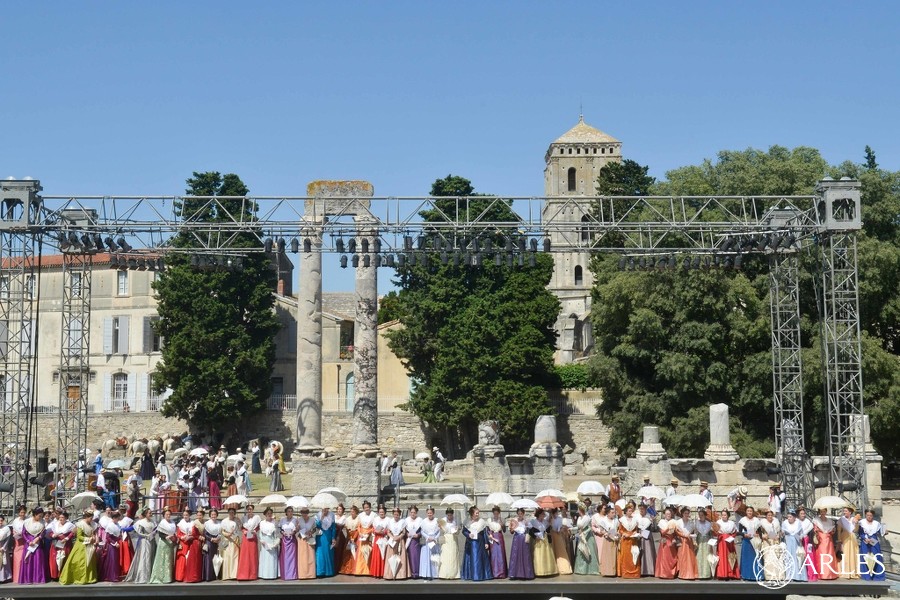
[432,447,446,482]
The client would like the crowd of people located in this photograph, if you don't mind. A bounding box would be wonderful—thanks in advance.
[0,478,888,586]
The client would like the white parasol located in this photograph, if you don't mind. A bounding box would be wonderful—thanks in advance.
[223,494,249,507]
[270,440,284,455]
[310,492,340,509]
[576,480,605,496]
[387,553,402,577]
[615,498,627,509]
[631,544,640,565]
[69,491,102,512]
[565,491,580,503]
[258,494,288,508]
[286,496,309,509]
[226,454,243,464]
[535,488,566,500]
[318,487,347,502]
[813,495,853,510]
[441,494,473,507]
[662,494,686,507]
[510,498,540,510]
[681,494,712,508]
[172,448,188,458]
[106,459,128,469]
[484,493,514,508]
[189,447,208,457]
[415,452,431,460]
[636,485,665,500]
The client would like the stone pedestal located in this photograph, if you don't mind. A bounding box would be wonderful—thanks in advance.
[704,403,740,462]
[635,426,667,461]
[291,452,381,507]
[473,444,509,497]
[528,442,564,494]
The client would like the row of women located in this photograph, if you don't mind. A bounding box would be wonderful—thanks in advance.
[0,500,888,585]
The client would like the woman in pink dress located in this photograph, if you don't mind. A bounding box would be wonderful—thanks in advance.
[813,508,838,580]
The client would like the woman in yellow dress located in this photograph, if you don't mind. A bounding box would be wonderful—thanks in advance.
[548,508,573,575]
[531,508,558,577]
[837,507,860,579]
[219,507,241,581]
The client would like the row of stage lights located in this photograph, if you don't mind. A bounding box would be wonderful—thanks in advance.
[617,232,799,272]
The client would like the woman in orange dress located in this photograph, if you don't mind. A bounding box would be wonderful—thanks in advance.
[236,504,260,581]
[675,507,698,580]
[175,508,202,583]
[617,502,641,578]
[339,506,360,575]
[355,502,375,576]
[654,507,679,579]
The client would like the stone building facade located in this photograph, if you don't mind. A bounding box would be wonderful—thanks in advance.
[543,117,622,363]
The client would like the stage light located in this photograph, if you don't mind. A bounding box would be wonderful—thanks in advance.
[363,255,370,268]
[529,238,538,252]
[348,239,356,253]
[518,238,526,253]
[105,236,117,252]
[109,255,119,268]
[529,254,536,267]
[340,256,347,269]
[452,252,461,267]
[336,238,345,253]
[417,236,426,250]
[302,238,311,253]
[628,258,635,271]
[276,238,285,253]
[116,237,132,252]
[692,256,701,270]
[505,238,514,252]
[494,253,502,266]
[506,254,513,268]
[668,255,677,270]
[408,253,416,267]
[682,257,691,270]
[385,254,395,268]
[484,239,493,253]
[397,254,406,268]
[68,232,81,248]
[404,236,413,251]
[543,239,551,252]
[734,254,743,269]
[351,255,359,268]
[290,238,300,253]
[93,234,104,251]
[373,239,381,253]
[361,239,369,254]
[441,252,449,266]
[264,238,273,253]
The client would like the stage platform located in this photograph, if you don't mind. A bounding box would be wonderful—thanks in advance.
[0,576,890,600]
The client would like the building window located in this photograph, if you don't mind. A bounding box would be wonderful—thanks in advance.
[271,377,284,397]
[117,271,128,296]
[0,276,8,299]
[559,147,564,154]
[567,167,577,192]
[601,147,606,154]
[568,148,572,155]
[113,372,128,408]
[580,215,590,242]
[575,265,584,286]
[339,321,354,359]
[143,316,162,353]
[25,274,35,299]
[104,316,129,355]
[345,372,355,411]
[593,148,597,154]
[576,148,581,154]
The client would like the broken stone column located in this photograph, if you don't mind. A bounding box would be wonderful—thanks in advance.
[635,426,667,461]
[528,415,563,494]
[352,215,378,449]
[704,403,740,462]
[474,420,509,499]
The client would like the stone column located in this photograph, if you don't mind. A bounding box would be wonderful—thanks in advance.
[352,216,378,448]
[635,426,667,461]
[704,403,740,462]
[296,215,323,452]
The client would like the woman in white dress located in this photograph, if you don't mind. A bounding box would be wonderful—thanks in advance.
[760,509,786,581]
[218,507,241,581]
[418,507,442,580]
[258,507,280,580]
[438,508,460,579]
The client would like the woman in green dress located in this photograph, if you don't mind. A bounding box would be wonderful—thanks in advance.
[149,509,176,584]
[421,459,436,484]
[694,509,714,579]
[59,510,98,585]
[573,503,599,575]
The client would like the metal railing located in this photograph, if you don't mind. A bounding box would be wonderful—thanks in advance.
[267,394,298,410]
[102,397,162,413]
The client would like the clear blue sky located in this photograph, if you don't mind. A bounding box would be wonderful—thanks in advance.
[3,2,897,291]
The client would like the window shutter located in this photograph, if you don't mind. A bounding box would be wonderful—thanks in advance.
[118,316,130,355]
[103,318,113,354]
[0,320,7,359]
[137,373,148,412]
[142,317,152,353]
[103,373,113,412]
[127,372,136,411]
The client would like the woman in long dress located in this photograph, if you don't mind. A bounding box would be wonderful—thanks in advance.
[487,506,507,579]
[781,510,807,581]
[549,508,573,576]
[125,508,156,583]
[236,504,260,581]
[59,511,98,585]
[219,507,241,581]
[421,459,436,483]
[19,507,48,584]
[694,509,713,579]
[258,507,280,580]
[383,507,409,580]
[201,508,220,581]
[405,505,422,578]
[0,516,12,583]
[655,507,678,579]
[279,507,299,580]
[461,507,491,581]
[858,509,886,581]
[595,505,617,577]
[573,503,599,575]
[355,502,375,576]
[175,508,202,583]
[714,509,740,580]
[438,508,460,580]
[675,507,698,580]
[149,509,176,584]
[798,508,817,582]
[315,507,336,577]
[338,506,359,576]
[118,512,135,576]
[531,508,558,577]
[738,506,762,581]
[269,449,286,492]
[760,509,786,581]
[418,506,441,580]
[296,508,317,579]
[48,512,75,581]
[813,508,838,580]
[10,506,26,584]
[617,502,641,579]
[636,503,656,577]
[838,507,860,579]
[333,504,349,575]
[369,504,389,578]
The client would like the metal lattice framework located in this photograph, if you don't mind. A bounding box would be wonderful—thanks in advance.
[0,178,869,511]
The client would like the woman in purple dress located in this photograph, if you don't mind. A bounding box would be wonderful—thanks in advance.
[488,506,508,579]
[98,512,123,582]
[279,507,299,581]
[507,508,535,580]
[405,506,422,579]
[18,507,49,584]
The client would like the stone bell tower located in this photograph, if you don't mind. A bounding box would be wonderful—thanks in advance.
[542,116,621,363]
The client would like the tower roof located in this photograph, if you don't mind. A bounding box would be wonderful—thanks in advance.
[552,116,619,145]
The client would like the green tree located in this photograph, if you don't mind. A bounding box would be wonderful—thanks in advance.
[595,159,656,196]
[152,172,279,440]
[377,290,404,324]
[386,175,560,453]
[864,145,878,171]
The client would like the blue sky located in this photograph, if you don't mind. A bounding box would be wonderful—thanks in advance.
[3,2,897,291]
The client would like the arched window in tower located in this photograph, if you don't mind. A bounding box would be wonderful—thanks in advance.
[567,167,576,192]
[574,265,583,286]
[580,214,590,241]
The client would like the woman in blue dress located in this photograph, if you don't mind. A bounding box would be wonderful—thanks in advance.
[315,507,336,577]
[738,506,763,581]
[461,507,493,581]
[257,508,280,580]
[858,509,886,581]
[781,510,807,581]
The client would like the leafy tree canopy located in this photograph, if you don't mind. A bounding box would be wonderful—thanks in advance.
[385,175,560,453]
[153,172,279,440]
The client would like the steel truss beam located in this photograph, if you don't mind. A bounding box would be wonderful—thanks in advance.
[55,252,93,505]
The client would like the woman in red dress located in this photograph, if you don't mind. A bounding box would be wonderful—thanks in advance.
[654,507,679,579]
[714,509,740,579]
[48,512,76,581]
[118,514,135,576]
[368,504,388,578]
[236,504,260,581]
[175,509,203,583]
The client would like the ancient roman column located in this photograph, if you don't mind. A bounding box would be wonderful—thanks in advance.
[704,403,740,461]
[352,215,378,447]
[296,202,324,452]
